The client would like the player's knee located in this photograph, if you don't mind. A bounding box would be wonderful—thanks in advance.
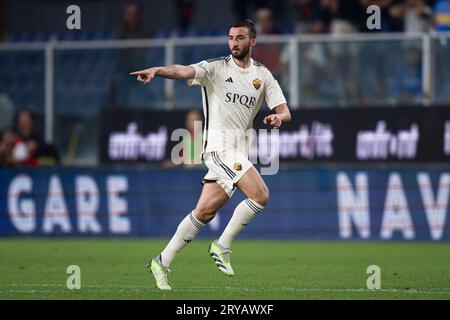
[194,206,217,224]
[253,188,269,207]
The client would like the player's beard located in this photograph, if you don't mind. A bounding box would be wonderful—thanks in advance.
[231,44,251,60]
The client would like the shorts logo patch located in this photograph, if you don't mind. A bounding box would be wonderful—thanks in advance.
[253,79,262,90]
[233,162,242,171]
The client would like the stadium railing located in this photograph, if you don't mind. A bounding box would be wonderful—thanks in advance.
[1,32,450,165]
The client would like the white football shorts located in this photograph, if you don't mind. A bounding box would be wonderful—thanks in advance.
[201,150,253,198]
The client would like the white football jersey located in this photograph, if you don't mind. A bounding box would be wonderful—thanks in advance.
[187,54,287,156]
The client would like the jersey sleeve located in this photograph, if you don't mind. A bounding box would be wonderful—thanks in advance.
[264,70,287,110]
[187,60,217,87]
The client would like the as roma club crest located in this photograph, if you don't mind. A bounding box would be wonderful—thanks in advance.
[233,162,242,171]
[252,79,262,90]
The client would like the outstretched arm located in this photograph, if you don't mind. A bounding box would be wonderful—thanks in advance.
[263,104,291,129]
[129,65,196,84]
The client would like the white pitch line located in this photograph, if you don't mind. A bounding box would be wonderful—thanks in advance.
[2,284,450,296]
[280,287,450,295]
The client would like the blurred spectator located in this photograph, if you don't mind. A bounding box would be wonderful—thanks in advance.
[253,8,281,68]
[390,0,432,33]
[254,7,280,34]
[437,85,450,104]
[317,53,347,106]
[361,67,388,105]
[1,109,60,167]
[176,0,195,32]
[116,3,150,40]
[252,8,285,86]
[292,0,332,34]
[325,1,366,104]
[232,0,270,21]
[329,0,364,33]
[116,2,150,71]
[295,42,347,107]
[181,109,203,168]
[359,41,392,105]
[433,0,450,31]
[163,110,204,168]
[434,32,450,104]
[0,93,14,130]
[389,44,423,104]
[0,127,29,166]
[14,109,41,166]
[112,3,151,107]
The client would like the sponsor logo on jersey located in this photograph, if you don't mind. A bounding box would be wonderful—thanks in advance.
[253,78,262,90]
[225,92,256,108]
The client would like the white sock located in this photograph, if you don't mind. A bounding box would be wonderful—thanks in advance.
[218,198,264,249]
[160,211,204,267]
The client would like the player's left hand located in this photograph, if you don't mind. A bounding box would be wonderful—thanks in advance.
[263,114,282,129]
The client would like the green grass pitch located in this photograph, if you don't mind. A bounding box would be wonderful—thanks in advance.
[1,239,449,300]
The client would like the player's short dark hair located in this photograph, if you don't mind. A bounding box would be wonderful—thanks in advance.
[230,19,257,39]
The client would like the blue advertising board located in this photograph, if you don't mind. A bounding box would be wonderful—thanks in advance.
[1,167,449,240]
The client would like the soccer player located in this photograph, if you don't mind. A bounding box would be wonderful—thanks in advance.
[130,19,291,290]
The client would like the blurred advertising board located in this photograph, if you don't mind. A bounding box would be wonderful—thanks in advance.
[1,167,449,240]
[99,106,450,164]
